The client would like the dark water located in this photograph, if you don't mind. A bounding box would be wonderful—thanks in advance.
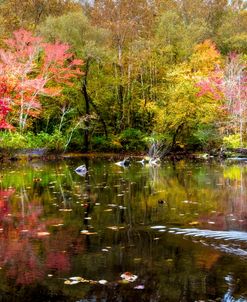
[0,156,247,302]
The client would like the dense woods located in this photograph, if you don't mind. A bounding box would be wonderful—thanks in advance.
[0,0,246,153]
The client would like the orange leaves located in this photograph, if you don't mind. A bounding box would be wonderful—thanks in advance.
[191,39,222,74]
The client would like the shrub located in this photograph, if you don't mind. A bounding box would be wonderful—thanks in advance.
[191,125,222,150]
[0,132,27,149]
[91,135,122,151]
[0,130,66,152]
[119,128,147,151]
[223,134,243,149]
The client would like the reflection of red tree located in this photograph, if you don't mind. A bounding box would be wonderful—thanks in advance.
[3,239,44,284]
[44,228,85,273]
[46,251,70,272]
[0,189,15,221]
[0,191,50,285]
[0,189,86,285]
[0,200,46,284]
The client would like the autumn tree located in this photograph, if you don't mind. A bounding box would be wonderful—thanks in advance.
[153,40,225,150]
[0,0,81,34]
[0,29,83,132]
[215,9,247,54]
[0,77,13,129]
[90,0,157,131]
[39,11,109,151]
[222,54,247,146]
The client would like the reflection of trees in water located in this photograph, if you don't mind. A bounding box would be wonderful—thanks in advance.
[0,186,86,285]
[1,159,247,301]
[223,165,247,229]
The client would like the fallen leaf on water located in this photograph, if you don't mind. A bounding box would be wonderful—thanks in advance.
[69,277,83,281]
[118,279,130,284]
[120,272,138,282]
[64,280,80,285]
[59,209,72,212]
[189,221,199,226]
[134,285,145,290]
[98,280,108,285]
[150,226,166,229]
[80,230,97,235]
[107,226,125,231]
[37,232,50,237]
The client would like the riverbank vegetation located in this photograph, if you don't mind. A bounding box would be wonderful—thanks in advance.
[0,0,246,154]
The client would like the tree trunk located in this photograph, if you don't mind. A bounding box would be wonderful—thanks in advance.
[81,58,109,152]
[82,59,90,152]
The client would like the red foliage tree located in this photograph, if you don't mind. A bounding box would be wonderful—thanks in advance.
[0,77,14,129]
[0,29,83,131]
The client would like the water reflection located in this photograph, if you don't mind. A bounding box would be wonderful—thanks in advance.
[0,159,246,301]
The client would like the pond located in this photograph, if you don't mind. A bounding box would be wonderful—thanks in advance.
[0,156,247,302]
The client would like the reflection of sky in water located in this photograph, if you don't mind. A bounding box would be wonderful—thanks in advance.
[0,159,247,301]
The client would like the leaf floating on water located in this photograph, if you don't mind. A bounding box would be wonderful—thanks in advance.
[189,221,199,226]
[64,280,80,285]
[20,229,29,233]
[80,278,90,283]
[134,285,145,290]
[165,259,173,263]
[59,209,72,212]
[98,280,108,285]
[64,277,91,284]
[120,272,138,282]
[104,209,113,212]
[107,226,125,231]
[80,230,98,235]
[150,226,166,229]
[102,248,109,252]
[69,277,84,281]
[182,200,190,204]
[37,232,50,237]
[33,178,42,182]
[118,279,130,284]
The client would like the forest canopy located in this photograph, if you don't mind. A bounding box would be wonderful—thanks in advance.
[0,0,246,153]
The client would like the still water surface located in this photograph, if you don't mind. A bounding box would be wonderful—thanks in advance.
[0,156,247,301]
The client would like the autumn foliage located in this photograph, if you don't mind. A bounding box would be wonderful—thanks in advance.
[0,29,83,131]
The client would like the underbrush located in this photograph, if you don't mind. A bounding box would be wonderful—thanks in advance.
[0,130,66,152]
